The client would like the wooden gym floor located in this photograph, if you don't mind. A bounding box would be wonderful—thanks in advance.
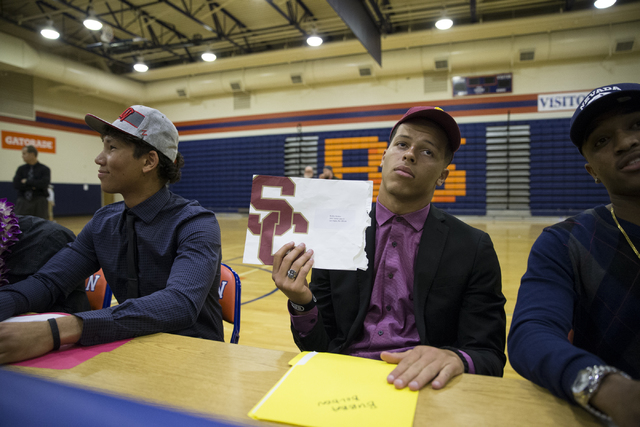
[57,212,566,381]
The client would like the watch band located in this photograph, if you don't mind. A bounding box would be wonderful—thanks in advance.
[47,318,61,351]
[289,294,317,312]
[453,350,469,373]
[572,365,632,422]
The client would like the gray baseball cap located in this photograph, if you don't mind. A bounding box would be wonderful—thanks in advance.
[85,105,179,161]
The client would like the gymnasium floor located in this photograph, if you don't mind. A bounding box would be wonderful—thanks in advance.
[57,212,566,381]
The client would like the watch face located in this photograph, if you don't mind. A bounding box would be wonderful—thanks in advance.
[572,370,591,393]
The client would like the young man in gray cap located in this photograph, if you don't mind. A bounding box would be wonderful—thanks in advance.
[272,106,506,391]
[509,83,640,427]
[0,106,223,364]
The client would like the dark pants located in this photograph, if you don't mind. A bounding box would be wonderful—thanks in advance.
[15,196,49,220]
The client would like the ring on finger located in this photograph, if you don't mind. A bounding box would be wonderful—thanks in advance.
[287,269,298,280]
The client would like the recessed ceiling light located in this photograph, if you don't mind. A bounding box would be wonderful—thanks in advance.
[134,60,148,72]
[84,18,102,31]
[594,0,616,9]
[435,18,453,30]
[83,8,102,31]
[41,20,60,39]
[307,35,323,47]
[201,52,217,62]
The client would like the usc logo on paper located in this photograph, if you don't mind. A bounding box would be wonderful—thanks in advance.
[247,176,309,265]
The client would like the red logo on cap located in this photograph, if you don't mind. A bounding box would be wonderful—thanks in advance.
[119,108,135,121]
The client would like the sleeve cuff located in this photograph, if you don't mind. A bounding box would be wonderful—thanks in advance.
[0,293,19,321]
[74,309,116,345]
[288,303,319,338]
[458,350,475,374]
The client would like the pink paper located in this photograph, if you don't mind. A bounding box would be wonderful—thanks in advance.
[12,339,132,369]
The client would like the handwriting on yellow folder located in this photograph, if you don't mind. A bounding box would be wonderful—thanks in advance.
[248,352,419,427]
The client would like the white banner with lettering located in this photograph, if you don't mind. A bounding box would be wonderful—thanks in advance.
[537,92,590,112]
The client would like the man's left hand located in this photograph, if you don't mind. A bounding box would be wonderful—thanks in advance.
[381,346,465,391]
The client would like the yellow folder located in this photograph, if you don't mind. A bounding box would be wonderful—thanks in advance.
[249,352,419,427]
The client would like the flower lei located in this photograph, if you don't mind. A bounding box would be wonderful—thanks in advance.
[0,198,21,286]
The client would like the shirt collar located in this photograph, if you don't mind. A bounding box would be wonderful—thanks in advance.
[376,200,430,232]
[127,186,171,224]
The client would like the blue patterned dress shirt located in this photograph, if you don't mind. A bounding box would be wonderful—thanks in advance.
[0,187,223,345]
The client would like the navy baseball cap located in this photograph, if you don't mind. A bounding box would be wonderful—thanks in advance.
[389,106,461,153]
[570,83,640,152]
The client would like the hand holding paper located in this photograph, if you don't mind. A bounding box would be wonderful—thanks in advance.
[272,242,315,306]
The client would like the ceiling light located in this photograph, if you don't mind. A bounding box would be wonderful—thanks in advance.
[201,51,217,62]
[594,0,616,8]
[435,18,453,30]
[40,20,60,40]
[133,58,148,73]
[307,35,323,47]
[84,9,102,31]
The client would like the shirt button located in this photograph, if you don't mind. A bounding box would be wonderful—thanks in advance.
[386,305,392,311]
[388,273,394,279]
[378,331,384,336]
[409,294,414,301]
[392,242,397,247]
[396,217,402,222]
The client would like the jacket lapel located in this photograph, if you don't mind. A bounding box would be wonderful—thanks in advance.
[413,205,449,342]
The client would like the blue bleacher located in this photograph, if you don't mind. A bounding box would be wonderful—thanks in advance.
[169,117,608,217]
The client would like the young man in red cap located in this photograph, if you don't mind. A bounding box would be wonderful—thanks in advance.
[509,83,640,427]
[0,106,223,364]
[272,106,506,391]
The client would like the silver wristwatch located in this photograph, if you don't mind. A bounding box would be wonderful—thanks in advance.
[571,365,631,422]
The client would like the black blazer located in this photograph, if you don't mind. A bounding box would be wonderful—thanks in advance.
[13,162,51,199]
[293,205,507,376]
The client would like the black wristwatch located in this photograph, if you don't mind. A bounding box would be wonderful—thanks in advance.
[289,294,317,312]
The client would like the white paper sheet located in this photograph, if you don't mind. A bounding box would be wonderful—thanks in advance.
[243,175,373,271]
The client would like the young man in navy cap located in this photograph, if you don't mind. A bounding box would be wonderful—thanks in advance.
[0,106,223,364]
[272,107,506,391]
[509,83,640,427]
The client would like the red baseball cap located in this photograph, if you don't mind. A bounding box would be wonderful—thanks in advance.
[389,106,461,153]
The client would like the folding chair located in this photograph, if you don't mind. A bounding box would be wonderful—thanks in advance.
[85,268,113,310]
[218,263,241,344]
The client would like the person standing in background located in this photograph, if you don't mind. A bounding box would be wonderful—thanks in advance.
[318,165,339,179]
[303,166,314,178]
[13,145,50,220]
[47,185,55,222]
